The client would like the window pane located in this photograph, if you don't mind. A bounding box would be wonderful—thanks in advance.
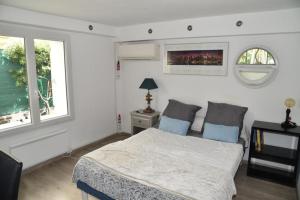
[34,39,68,121]
[237,48,275,65]
[240,72,268,81]
[0,36,31,130]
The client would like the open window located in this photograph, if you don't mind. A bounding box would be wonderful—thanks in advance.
[235,47,278,88]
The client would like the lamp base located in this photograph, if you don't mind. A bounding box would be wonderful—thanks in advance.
[143,107,155,113]
[143,91,155,113]
[281,108,297,129]
[281,121,297,129]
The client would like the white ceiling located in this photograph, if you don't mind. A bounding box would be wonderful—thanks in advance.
[0,0,300,26]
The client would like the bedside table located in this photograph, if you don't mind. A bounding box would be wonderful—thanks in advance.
[247,120,300,187]
[131,110,160,134]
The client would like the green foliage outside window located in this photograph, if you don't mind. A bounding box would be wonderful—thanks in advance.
[237,48,275,65]
[4,42,51,87]
[3,42,53,114]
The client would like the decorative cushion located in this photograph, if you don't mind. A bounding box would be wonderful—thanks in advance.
[201,101,248,137]
[203,123,239,143]
[162,99,201,123]
[159,116,190,135]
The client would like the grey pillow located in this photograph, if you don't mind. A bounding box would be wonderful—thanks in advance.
[201,101,248,137]
[162,99,201,123]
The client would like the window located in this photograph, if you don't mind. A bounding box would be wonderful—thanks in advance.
[235,47,278,88]
[34,39,68,121]
[0,25,72,134]
[0,36,31,130]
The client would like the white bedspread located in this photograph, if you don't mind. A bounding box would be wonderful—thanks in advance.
[73,128,243,200]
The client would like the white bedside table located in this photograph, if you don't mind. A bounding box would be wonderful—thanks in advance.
[131,110,160,134]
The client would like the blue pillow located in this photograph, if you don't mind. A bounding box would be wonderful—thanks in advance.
[203,123,239,143]
[159,116,190,136]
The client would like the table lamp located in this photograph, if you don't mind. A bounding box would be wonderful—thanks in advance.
[139,78,158,113]
[281,98,297,129]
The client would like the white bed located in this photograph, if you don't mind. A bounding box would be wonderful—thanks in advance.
[73,128,244,200]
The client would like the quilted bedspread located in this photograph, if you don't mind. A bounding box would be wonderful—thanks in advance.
[73,128,243,200]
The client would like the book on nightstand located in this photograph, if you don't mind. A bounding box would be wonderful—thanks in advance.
[255,129,264,152]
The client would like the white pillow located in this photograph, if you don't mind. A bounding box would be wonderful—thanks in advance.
[191,116,204,132]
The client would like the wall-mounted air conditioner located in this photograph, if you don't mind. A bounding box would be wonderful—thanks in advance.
[118,43,160,60]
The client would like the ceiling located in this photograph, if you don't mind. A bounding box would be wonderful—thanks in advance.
[0,0,300,26]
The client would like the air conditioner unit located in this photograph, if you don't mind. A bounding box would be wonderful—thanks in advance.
[118,43,160,60]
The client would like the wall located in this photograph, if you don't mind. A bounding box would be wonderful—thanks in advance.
[0,5,116,37]
[117,33,300,138]
[116,8,300,162]
[0,13,116,168]
[116,8,300,41]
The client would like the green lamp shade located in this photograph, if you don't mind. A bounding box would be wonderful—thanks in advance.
[139,78,158,90]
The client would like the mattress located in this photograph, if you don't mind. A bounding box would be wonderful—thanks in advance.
[73,128,244,200]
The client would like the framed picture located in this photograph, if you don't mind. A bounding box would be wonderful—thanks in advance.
[163,43,228,75]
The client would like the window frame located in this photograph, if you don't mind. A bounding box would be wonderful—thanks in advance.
[234,46,279,88]
[0,22,74,136]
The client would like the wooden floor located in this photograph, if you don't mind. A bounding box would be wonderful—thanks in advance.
[19,133,297,200]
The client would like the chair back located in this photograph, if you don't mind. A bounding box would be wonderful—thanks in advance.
[0,151,23,200]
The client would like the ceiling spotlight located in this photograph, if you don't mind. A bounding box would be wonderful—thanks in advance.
[187,25,193,31]
[236,20,243,27]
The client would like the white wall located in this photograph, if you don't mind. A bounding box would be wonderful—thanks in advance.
[117,8,300,41]
[116,34,300,154]
[115,8,300,160]
[0,19,116,168]
[0,5,116,37]
[68,32,116,149]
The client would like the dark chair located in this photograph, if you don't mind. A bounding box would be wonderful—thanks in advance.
[0,151,23,200]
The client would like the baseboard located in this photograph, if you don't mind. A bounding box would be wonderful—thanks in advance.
[22,152,68,175]
[22,132,130,175]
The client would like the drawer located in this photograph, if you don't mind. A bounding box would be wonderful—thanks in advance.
[132,117,150,129]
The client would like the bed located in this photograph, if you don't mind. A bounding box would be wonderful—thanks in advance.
[73,128,244,200]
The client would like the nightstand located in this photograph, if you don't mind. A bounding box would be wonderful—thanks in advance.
[247,120,300,187]
[131,110,160,134]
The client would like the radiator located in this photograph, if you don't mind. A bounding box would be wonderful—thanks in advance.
[9,129,70,169]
